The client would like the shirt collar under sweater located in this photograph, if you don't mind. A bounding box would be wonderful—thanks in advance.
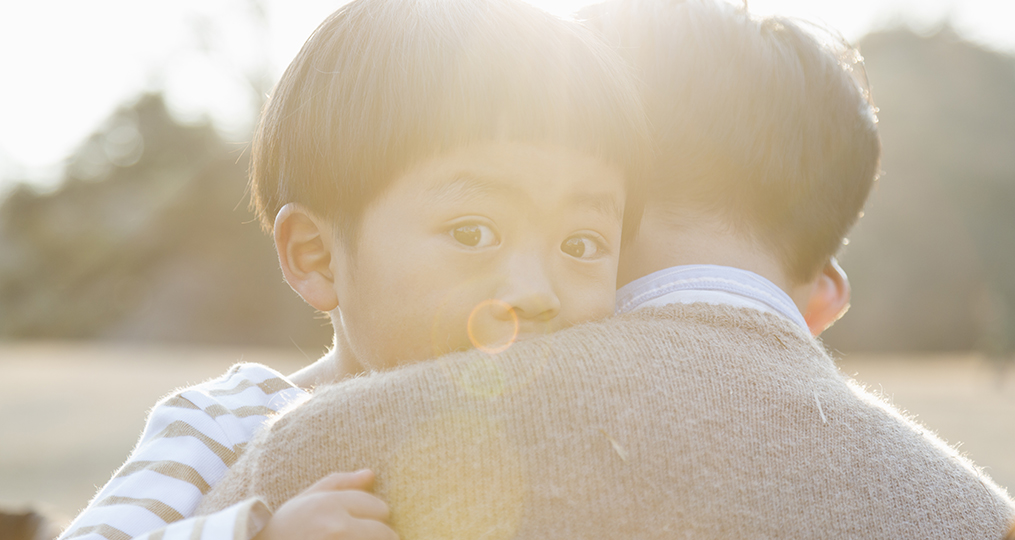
[615,264,808,331]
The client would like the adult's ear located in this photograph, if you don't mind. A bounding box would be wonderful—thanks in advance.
[274,203,341,312]
[803,258,851,336]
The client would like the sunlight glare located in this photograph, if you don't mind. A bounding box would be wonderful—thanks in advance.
[1,0,1012,189]
[468,299,521,355]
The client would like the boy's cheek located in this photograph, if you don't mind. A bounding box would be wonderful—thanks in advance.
[559,270,620,324]
[584,291,620,322]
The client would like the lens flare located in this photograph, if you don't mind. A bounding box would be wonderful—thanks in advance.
[467,299,520,354]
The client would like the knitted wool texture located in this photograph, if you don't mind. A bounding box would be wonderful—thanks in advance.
[199,304,1015,538]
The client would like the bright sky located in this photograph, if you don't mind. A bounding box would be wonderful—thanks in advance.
[1,0,1012,192]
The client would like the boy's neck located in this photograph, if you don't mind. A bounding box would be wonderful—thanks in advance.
[618,207,813,312]
[288,331,365,390]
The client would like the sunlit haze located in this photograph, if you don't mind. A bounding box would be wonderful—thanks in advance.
[1,0,1012,192]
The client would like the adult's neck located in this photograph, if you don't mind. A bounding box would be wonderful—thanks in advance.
[618,207,812,311]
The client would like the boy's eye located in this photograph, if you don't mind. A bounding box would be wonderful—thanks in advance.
[451,223,499,248]
[560,235,602,260]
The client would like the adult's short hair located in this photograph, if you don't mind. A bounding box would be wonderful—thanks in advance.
[251,0,649,243]
[582,0,881,282]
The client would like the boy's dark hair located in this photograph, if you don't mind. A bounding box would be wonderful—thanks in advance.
[251,0,649,243]
[582,0,881,282]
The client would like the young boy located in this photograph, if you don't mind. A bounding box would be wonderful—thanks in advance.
[57,1,649,539]
[197,0,1015,537]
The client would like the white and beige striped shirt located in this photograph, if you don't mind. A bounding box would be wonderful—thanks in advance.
[59,363,307,540]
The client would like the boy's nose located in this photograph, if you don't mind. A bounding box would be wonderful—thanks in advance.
[495,254,561,322]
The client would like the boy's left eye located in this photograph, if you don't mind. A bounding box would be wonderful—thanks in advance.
[560,235,602,260]
[450,222,499,248]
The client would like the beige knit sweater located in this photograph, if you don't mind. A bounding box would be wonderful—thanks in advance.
[199,304,1015,538]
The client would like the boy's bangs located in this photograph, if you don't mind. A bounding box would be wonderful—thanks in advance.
[255,0,647,237]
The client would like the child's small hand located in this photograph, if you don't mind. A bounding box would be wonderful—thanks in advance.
[254,470,397,540]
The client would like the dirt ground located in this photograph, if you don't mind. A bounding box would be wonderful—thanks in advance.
[1,342,1012,528]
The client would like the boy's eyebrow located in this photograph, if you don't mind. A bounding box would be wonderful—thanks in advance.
[569,192,625,222]
[426,174,526,205]
[427,173,624,221]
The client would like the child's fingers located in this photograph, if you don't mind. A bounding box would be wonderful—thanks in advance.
[302,470,375,494]
[326,490,391,521]
[349,517,400,540]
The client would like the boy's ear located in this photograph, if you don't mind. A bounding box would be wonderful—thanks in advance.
[274,203,341,312]
[803,257,851,336]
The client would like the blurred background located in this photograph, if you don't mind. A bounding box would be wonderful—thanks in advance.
[1,0,1013,529]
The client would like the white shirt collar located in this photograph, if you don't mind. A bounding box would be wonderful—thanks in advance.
[615,264,809,332]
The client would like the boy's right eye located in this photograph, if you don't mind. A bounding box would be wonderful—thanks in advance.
[450,223,499,248]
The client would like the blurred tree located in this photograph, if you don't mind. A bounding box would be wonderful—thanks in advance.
[824,27,1015,354]
[0,94,332,352]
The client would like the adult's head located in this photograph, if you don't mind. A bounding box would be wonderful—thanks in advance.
[584,0,879,291]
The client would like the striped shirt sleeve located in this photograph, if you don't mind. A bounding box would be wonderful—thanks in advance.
[58,363,308,540]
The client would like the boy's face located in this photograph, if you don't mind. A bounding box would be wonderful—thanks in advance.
[330,142,625,371]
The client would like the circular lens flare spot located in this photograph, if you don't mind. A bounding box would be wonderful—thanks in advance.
[467,299,519,355]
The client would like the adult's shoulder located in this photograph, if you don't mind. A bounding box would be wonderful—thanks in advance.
[296,302,828,415]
